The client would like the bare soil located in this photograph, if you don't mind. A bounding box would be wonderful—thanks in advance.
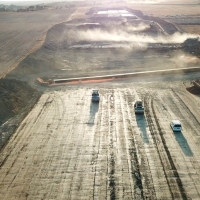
[179,25,200,35]
[6,7,200,82]
[0,79,200,199]
[127,3,200,17]
[1,2,200,199]
[0,78,41,149]
[0,8,76,78]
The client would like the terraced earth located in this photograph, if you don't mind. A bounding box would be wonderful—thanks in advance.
[1,2,200,200]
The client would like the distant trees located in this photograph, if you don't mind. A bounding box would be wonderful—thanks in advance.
[0,3,71,12]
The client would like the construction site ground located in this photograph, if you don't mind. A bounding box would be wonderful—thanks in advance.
[1,1,200,200]
[1,78,200,199]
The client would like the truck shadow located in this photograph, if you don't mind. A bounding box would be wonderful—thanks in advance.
[87,101,99,126]
[135,114,149,144]
[174,131,193,157]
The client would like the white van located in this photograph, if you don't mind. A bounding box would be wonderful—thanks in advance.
[170,120,182,132]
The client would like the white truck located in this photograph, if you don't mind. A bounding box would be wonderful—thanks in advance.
[134,100,144,114]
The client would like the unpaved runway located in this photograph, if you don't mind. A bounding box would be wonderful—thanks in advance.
[0,80,200,200]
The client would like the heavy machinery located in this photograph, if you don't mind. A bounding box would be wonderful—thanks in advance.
[134,100,144,114]
[91,90,100,102]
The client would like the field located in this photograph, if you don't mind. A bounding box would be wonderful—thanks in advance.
[127,4,200,17]
[0,1,200,200]
[0,8,75,78]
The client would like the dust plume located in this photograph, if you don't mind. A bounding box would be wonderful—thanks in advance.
[123,23,151,32]
[71,28,199,44]
[171,53,200,65]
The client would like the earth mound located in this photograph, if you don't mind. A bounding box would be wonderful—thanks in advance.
[0,78,41,125]
[182,38,200,57]
[6,7,199,83]
[186,80,200,95]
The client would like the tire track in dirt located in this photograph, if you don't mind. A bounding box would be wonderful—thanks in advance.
[145,93,188,199]
[0,93,50,162]
[107,90,116,199]
[115,89,133,199]
[57,89,89,199]
[0,93,56,199]
[38,91,67,199]
[63,89,101,199]
[91,97,104,199]
[118,89,144,199]
[24,89,86,199]
[55,89,89,199]
[126,88,157,199]
[156,88,200,199]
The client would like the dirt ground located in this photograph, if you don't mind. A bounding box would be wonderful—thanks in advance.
[1,78,200,199]
[1,1,200,200]
[0,78,41,149]
[6,5,200,82]
[0,8,76,78]
[127,4,200,17]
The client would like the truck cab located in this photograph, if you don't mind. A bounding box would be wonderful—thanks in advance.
[134,100,144,114]
[91,90,100,102]
[170,120,182,132]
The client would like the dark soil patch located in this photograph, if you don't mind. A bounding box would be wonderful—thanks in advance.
[182,38,200,57]
[0,78,41,125]
[186,85,200,95]
[0,78,42,149]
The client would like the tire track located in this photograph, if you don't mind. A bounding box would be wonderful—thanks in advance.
[126,88,157,199]
[0,93,57,199]
[92,94,105,199]
[107,90,116,200]
[145,93,188,200]
[118,89,143,199]
[155,88,200,199]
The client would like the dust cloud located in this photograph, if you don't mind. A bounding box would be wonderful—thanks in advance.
[71,28,199,45]
[124,23,151,32]
[171,53,200,65]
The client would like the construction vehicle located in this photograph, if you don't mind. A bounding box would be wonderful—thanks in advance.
[170,120,182,132]
[91,90,100,102]
[134,100,144,114]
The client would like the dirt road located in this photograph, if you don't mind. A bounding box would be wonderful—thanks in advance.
[0,80,200,199]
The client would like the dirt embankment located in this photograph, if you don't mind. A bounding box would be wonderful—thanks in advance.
[0,8,78,149]
[186,79,200,94]
[182,38,200,57]
[0,79,42,125]
[0,79,41,146]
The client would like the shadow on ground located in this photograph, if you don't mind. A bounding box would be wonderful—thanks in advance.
[136,114,149,144]
[174,131,193,157]
[87,101,99,126]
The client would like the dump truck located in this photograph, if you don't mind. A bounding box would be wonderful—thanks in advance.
[134,100,144,114]
[91,90,100,102]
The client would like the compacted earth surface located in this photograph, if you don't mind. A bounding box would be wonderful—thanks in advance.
[1,1,200,200]
[1,78,200,199]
